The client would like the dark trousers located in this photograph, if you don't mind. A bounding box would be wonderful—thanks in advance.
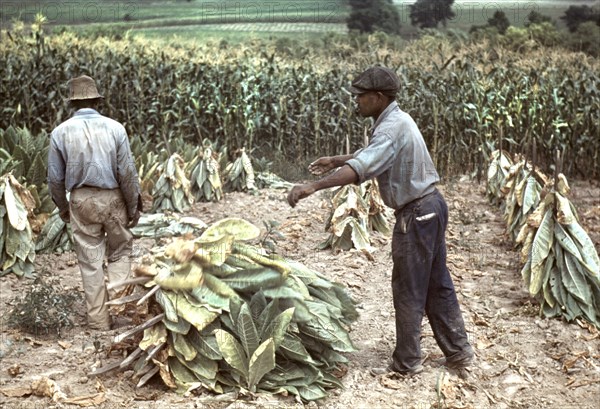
[391,189,473,372]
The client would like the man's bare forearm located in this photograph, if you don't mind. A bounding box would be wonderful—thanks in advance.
[332,154,354,168]
[313,165,358,191]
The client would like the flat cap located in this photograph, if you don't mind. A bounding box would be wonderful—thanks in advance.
[348,66,400,96]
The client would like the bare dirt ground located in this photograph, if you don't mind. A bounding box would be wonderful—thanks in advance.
[1,178,599,409]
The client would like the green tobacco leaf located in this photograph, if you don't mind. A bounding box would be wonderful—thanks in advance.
[280,333,318,365]
[301,301,355,352]
[349,219,372,252]
[250,292,267,323]
[541,256,557,307]
[215,329,248,378]
[187,328,222,360]
[164,291,219,331]
[286,275,311,299]
[247,338,276,391]
[522,176,539,215]
[529,208,554,295]
[237,303,260,359]
[172,332,198,361]
[555,223,583,261]
[155,289,179,322]
[562,252,592,303]
[203,273,240,300]
[3,180,27,231]
[258,298,280,339]
[200,218,261,242]
[333,285,359,322]
[177,350,218,380]
[139,322,167,351]
[169,356,199,385]
[194,235,234,267]
[309,286,342,310]
[154,262,204,290]
[263,362,306,383]
[286,260,320,283]
[298,384,328,401]
[221,268,283,292]
[190,285,230,311]
[565,222,600,277]
[262,286,306,300]
[163,316,191,335]
[262,307,294,348]
[204,263,239,277]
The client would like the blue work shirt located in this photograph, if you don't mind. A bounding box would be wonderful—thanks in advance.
[346,101,439,210]
[47,108,140,217]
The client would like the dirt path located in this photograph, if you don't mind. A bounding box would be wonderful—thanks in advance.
[1,178,599,409]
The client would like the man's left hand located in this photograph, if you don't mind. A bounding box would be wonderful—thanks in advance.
[287,184,316,208]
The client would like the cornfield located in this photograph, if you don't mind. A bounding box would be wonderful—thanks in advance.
[0,29,598,179]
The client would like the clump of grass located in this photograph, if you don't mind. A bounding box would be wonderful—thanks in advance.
[8,276,81,337]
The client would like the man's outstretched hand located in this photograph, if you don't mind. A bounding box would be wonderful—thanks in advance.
[287,184,316,207]
[308,156,337,176]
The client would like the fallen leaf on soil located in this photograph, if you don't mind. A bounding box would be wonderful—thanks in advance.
[563,351,589,371]
[64,392,106,407]
[472,311,490,327]
[31,377,67,402]
[8,363,22,377]
[23,336,43,347]
[95,378,106,393]
[565,378,600,388]
[476,337,494,350]
[0,385,32,397]
[58,340,72,349]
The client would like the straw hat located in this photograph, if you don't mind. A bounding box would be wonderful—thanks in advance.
[67,75,103,100]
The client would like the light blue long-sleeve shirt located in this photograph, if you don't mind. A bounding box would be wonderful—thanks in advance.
[47,108,140,217]
[346,101,439,210]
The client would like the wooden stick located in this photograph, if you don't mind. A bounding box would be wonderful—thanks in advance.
[119,347,143,369]
[87,360,123,377]
[136,285,160,306]
[107,276,152,291]
[136,365,159,388]
[133,361,154,378]
[113,313,164,344]
[554,149,561,188]
[144,341,166,364]
[105,293,144,306]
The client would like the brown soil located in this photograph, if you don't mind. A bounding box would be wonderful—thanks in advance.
[1,178,599,409]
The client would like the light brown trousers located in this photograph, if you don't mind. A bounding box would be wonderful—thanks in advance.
[70,187,132,329]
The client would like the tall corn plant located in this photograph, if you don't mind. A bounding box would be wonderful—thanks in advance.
[1,28,598,179]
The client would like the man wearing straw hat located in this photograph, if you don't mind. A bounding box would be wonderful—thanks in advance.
[287,67,474,376]
[48,75,142,331]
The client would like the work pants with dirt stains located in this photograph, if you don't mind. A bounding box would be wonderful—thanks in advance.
[70,187,132,329]
[391,189,473,372]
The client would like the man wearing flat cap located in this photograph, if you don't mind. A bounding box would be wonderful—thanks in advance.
[287,66,474,376]
[48,75,142,331]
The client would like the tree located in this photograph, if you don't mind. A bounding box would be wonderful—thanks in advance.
[487,10,510,35]
[409,0,455,29]
[347,0,401,35]
[524,11,554,28]
[561,5,600,33]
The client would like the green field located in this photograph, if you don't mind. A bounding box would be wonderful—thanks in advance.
[1,0,598,40]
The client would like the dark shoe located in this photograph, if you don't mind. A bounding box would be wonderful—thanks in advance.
[88,323,111,331]
[436,354,475,370]
[370,364,424,377]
